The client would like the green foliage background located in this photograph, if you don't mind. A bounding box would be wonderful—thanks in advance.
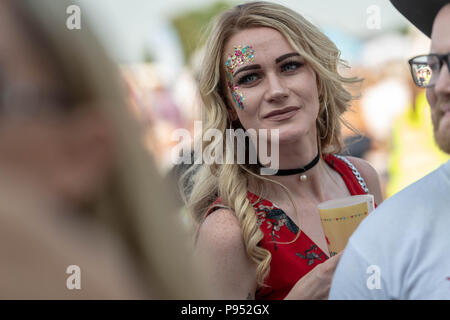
[171,1,232,64]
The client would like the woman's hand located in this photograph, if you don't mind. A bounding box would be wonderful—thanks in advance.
[284,252,343,300]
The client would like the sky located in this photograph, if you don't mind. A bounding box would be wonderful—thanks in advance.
[77,0,427,84]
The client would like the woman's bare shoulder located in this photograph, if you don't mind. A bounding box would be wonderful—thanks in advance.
[197,208,243,252]
[345,156,377,177]
[196,208,257,299]
[345,156,384,204]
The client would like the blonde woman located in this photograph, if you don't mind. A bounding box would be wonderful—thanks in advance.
[0,0,208,299]
[184,2,383,300]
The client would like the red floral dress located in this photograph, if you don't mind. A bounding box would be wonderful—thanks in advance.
[205,154,374,300]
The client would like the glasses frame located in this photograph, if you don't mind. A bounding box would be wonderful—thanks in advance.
[408,52,450,88]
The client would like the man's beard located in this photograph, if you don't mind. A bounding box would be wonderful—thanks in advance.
[432,98,450,154]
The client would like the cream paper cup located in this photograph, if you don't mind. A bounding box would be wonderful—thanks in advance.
[318,194,374,257]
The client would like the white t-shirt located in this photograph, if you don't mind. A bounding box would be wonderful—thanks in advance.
[329,160,450,299]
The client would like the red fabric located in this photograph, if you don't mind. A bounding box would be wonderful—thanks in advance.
[322,154,367,195]
[204,154,374,300]
[205,197,225,217]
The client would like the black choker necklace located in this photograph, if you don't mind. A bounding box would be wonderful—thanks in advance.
[269,152,320,181]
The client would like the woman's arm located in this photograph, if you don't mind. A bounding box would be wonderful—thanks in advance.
[197,208,345,300]
[194,208,257,299]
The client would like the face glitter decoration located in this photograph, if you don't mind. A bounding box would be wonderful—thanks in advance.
[224,45,255,110]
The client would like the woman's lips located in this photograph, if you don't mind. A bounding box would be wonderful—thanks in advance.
[263,106,300,120]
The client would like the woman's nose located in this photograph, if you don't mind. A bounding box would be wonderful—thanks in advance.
[264,73,289,103]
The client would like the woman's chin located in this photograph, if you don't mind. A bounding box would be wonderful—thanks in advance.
[276,127,312,145]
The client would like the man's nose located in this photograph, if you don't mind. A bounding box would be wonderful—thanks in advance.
[264,73,289,103]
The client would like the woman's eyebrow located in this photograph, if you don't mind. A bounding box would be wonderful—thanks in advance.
[275,52,300,63]
[233,64,261,77]
[231,52,301,77]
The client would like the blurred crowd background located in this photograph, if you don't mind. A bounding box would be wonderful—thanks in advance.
[2,0,449,299]
[81,0,449,202]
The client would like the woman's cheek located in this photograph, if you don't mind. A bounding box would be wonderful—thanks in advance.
[224,45,256,111]
[426,87,437,110]
[231,85,247,110]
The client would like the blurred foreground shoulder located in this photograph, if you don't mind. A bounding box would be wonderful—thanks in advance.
[0,195,148,299]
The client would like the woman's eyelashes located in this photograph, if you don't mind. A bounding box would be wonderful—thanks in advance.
[235,60,304,86]
[236,73,260,85]
[280,60,303,73]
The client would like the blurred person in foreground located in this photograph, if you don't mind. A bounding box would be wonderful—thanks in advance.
[330,0,450,299]
[182,1,383,300]
[0,0,208,299]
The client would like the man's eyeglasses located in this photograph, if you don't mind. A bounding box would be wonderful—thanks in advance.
[408,53,450,88]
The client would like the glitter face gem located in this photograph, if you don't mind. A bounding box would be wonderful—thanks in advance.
[224,45,255,110]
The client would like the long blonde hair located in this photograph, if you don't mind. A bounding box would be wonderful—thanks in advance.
[184,1,360,288]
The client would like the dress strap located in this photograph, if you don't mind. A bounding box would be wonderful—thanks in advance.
[333,154,369,194]
[323,154,369,195]
[204,197,225,218]
[207,154,369,218]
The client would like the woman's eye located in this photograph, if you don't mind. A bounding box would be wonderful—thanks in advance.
[237,73,259,85]
[281,61,302,72]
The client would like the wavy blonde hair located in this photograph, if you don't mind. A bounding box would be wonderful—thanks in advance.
[184,1,361,288]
